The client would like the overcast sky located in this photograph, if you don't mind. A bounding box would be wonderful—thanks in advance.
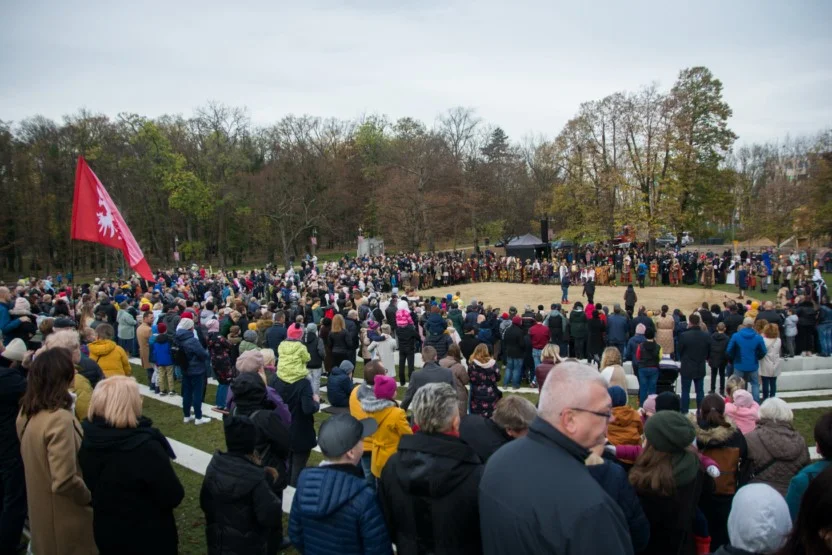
[2,0,830,145]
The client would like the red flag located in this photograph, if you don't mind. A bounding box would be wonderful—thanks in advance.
[71,156,154,280]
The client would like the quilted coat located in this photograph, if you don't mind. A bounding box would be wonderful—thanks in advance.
[289,464,392,555]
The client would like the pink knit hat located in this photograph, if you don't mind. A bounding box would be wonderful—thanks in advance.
[287,323,304,340]
[374,375,397,401]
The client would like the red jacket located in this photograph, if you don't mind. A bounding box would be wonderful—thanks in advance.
[529,323,550,350]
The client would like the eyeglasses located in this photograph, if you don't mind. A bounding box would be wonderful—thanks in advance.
[568,407,613,420]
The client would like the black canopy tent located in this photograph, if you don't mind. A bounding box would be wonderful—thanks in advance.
[505,233,549,261]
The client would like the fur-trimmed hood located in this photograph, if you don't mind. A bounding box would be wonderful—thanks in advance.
[470,358,496,370]
[356,383,396,413]
[688,412,740,446]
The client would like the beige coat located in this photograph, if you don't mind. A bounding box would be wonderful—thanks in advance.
[16,409,97,555]
[655,315,675,355]
[439,356,470,416]
[136,322,152,368]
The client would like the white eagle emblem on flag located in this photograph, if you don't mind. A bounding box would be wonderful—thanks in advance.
[96,190,117,238]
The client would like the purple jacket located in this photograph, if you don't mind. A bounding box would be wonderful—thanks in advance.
[226,384,292,427]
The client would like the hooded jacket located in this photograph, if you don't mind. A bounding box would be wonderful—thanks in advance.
[152,333,174,367]
[568,308,588,339]
[174,329,210,376]
[745,419,810,497]
[607,406,644,446]
[724,390,759,435]
[458,415,511,463]
[726,328,766,372]
[361,395,412,477]
[79,417,183,555]
[378,432,483,555]
[424,330,453,359]
[277,339,311,384]
[468,358,502,418]
[711,484,792,555]
[289,464,392,555]
[116,309,137,340]
[200,452,283,555]
[691,415,750,497]
[88,339,132,378]
[327,363,354,408]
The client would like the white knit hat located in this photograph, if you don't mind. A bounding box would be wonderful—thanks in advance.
[2,338,27,362]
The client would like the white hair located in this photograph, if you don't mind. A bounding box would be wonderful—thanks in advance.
[538,362,607,421]
[759,397,794,423]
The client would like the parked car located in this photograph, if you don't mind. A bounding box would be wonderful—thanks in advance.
[551,239,575,250]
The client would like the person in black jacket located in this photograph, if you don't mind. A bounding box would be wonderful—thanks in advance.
[327,314,353,369]
[586,446,650,553]
[479,362,633,554]
[502,316,526,389]
[379,383,483,555]
[79,376,185,555]
[0,342,27,555]
[677,313,711,413]
[229,372,292,553]
[395,310,418,386]
[200,416,284,555]
[709,323,730,395]
[459,395,536,462]
[345,310,360,365]
[265,313,287,358]
[302,322,325,396]
[458,324,482,362]
[628,411,712,555]
[272,351,320,488]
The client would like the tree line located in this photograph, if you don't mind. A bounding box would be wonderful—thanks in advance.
[1,65,830,277]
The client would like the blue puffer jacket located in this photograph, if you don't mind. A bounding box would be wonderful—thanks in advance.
[289,465,392,555]
[726,327,767,372]
[327,363,354,408]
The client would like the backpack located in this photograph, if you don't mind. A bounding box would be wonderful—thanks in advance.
[703,445,741,495]
[171,336,190,371]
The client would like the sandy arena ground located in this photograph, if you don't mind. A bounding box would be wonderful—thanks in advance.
[419,283,755,314]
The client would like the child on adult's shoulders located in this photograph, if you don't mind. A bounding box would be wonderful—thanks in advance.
[723,376,759,435]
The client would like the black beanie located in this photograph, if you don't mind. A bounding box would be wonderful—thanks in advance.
[224,416,257,455]
[655,391,681,413]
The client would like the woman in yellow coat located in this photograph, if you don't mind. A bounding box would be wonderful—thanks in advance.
[87,324,132,378]
[17,348,97,555]
[43,330,93,422]
[361,375,412,478]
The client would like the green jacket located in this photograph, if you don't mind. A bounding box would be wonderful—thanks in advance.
[277,339,311,384]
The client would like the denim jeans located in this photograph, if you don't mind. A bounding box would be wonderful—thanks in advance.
[680,376,705,413]
[215,383,229,409]
[638,367,658,406]
[182,374,205,419]
[733,369,760,403]
[762,376,777,400]
[561,286,569,302]
[532,349,543,372]
[504,358,523,388]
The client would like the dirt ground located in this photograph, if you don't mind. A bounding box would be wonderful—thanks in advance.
[419,282,756,314]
